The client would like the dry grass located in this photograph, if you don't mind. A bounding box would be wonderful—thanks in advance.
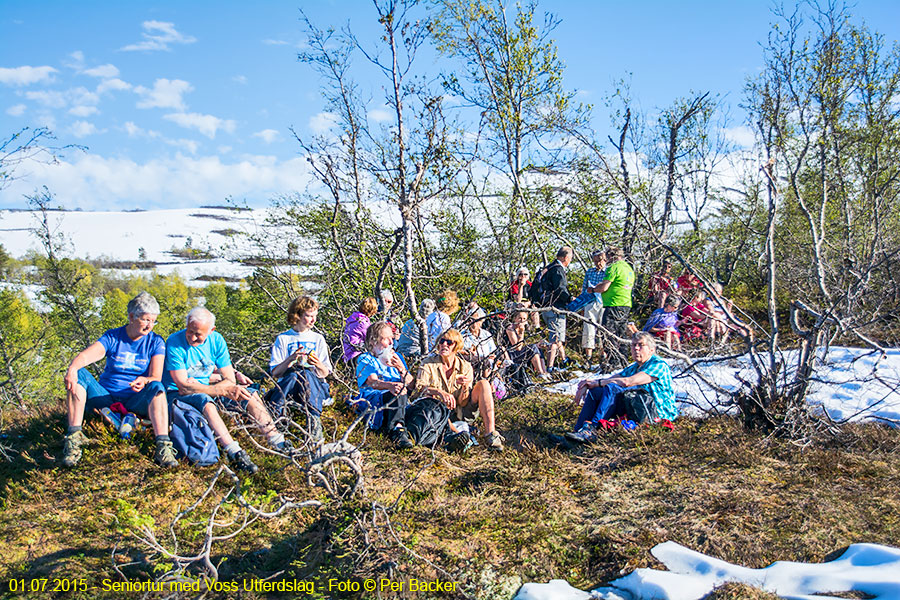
[0,391,898,599]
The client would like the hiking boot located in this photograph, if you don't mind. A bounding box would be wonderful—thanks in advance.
[308,415,324,443]
[484,431,505,451]
[447,430,474,453]
[61,431,88,467]
[153,440,178,468]
[390,426,415,450]
[275,438,295,454]
[228,449,259,475]
[565,422,597,444]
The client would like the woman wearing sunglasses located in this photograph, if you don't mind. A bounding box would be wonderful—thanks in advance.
[414,329,504,450]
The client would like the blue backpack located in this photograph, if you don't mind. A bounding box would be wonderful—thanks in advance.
[170,399,220,466]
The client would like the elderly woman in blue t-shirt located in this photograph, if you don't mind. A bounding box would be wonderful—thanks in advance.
[565,331,677,443]
[354,321,415,448]
[61,292,176,468]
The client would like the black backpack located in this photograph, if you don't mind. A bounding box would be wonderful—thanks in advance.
[617,388,659,424]
[405,398,451,447]
[528,265,549,306]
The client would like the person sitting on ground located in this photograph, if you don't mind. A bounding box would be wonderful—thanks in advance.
[379,289,400,339]
[61,292,176,468]
[643,295,682,351]
[596,246,636,341]
[426,290,459,352]
[542,246,574,371]
[649,260,676,309]
[504,309,550,380]
[566,331,677,443]
[461,307,499,380]
[163,307,288,474]
[354,322,416,449]
[509,267,540,328]
[676,269,701,298]
[679,290,709,342]
[265,295,333,443]
[415,328,504,450]
[705,282,754,344]
[396,298,435,358]
[342,297,378,367]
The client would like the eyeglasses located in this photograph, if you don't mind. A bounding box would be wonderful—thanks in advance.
[437,339,454,347]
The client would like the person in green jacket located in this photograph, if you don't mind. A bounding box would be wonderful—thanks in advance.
[596,246,635,339]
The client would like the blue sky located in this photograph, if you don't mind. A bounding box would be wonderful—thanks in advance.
[1,1,898,210]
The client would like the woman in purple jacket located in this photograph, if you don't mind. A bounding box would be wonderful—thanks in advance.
[342,297,378,367]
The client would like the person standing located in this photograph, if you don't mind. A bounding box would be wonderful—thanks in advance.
[580,250,607,363]
[541,246,573,371]
[596,246,635,340]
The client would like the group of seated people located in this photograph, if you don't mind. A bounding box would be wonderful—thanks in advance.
[62,293,336,474]
[643,262,752,351]
[64,254,749,471]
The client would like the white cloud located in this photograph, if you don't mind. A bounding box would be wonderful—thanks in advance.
[123,122,163,140]
[263,39,290,46]
[120,21,197,52]
[6,104,26,117]
[163,112,236,138]
[135,78,192,110]
[65,51,85,70]
[218,145,232,154]
[1,152,314,210]
[309,111,338,134]
[24,90,67,108]
[252,128,280,143]
[0,65,57,86]
[25,86,99,110]
[35,112,56,131]
[724,125,756,148]
[164,138,199,154]
[232,75,248,85]
[96,78,132,94]
[69,105,99,117]
[83,64,120,78]
[69,121,100,138]
[368,108,392,123]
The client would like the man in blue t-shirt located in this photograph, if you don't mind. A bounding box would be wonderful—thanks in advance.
[62,292,176,468]
[163,307,287,474]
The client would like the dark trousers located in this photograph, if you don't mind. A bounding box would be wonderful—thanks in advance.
[602,306,631,338]
[264,369,329,418]
[379,391,409,432]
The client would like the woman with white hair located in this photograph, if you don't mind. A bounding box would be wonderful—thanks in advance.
[61,292,176,468]
[566,331,677,443]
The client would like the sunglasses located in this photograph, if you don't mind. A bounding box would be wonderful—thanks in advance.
[437,338,454,347]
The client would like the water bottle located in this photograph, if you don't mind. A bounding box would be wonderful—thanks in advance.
[119,413,137,439]
[100,407,122,430]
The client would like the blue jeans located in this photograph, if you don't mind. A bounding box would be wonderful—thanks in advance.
[77,368,165,416]
[263,369,329,418]
[574,382,633,430]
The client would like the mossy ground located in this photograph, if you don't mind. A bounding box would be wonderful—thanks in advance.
[0,391,897,600]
